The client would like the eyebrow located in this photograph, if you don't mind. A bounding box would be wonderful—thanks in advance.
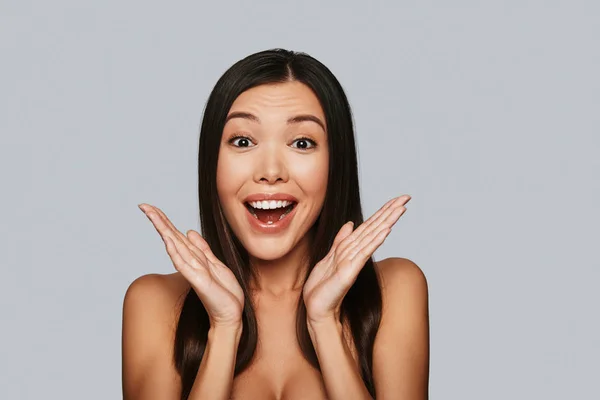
[224,112,326,131]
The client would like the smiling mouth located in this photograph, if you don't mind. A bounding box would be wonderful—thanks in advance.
[244,201,297,224]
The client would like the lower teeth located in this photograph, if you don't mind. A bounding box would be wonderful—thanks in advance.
[250,205,295,223]
[278,208,293,220]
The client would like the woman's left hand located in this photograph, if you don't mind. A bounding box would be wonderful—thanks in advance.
[303,195,411,326]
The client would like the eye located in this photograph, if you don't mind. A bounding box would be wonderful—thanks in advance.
[228,134,255,148]
[291,136,317,150]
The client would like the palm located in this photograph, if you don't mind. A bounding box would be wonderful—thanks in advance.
[303,195,411,324]
[139,204,244,327]
[303,256,355,322]
[185,250,244,325]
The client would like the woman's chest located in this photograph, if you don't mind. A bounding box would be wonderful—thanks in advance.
[228,302,358,400]
[230,350,328,400]
[230,306,328,399]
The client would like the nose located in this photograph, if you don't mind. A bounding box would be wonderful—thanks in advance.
[254,143,289,184]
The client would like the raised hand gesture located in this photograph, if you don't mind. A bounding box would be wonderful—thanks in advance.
[302,195,411,326]
[138,204,244,329]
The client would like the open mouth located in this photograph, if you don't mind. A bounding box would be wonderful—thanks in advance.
[244,200,298,225]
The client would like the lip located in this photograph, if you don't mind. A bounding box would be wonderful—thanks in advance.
[243,200,298,234]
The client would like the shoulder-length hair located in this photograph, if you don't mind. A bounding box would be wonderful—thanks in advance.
[174,48,382,399]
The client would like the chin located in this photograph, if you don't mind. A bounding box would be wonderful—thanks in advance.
[240,234,297,261]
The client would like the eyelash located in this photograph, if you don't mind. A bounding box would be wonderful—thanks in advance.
[227,134,317,150]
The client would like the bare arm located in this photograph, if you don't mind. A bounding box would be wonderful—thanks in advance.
[122,274,182,400]
[125,205,247,399]
[187,325,242,400]
[122,274,243,400]
[373,258,430,399]
[308,319,373,400]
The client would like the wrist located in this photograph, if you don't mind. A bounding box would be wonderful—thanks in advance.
[307,316,343,342]
[209,322,243,342]
[307,319,345,359]
[307,314,341,330]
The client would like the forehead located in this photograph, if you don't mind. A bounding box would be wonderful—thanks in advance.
[227,81,325,123]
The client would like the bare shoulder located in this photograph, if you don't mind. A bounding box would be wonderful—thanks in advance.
[123,272,191,329]
[373,256,429,330]
[371,257,430,397]
[121,272,191,399]
[374,257,428,296]
[131,271,191,302]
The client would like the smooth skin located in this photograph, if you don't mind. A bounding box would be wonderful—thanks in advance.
[122,81,429,399]
[303,196,408,327]
[127,196,428,399]
[216,81,330,291]
[138,195,408,331]
[139,206,245,329]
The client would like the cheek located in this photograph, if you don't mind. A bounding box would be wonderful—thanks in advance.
[216,152,247,208]
[291,153,329,197]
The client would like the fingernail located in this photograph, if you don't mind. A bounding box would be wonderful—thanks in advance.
[138,204,146,212]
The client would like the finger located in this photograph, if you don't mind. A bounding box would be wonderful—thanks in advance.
[139,204,204,261]
[140,204,212,269]
[185,231,245,298]
[358,203,406,241]
[340,196,403,246]
[320,221,354,269]
[146,206,215,264]
[339,206,406,261]
[143,209,178,243]
[163,235,187,272]
[356,196,408,238]
[145,205,192,246]
[336,198,404,257]
[164,236,206,281]
[145,210,207,269]
[350,228,392,267]
[140,204,183,245]
[186,230,223,266]
[355,201,402,241]
[186,231,236,285]
[331,222,354,249]
[141,204,204,261]
[166,237,216,296]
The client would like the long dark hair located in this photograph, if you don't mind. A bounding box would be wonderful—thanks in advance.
[174,48,383,399]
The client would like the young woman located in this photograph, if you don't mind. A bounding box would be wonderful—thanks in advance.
[122,48,429,400]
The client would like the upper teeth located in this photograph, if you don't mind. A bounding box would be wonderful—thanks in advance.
[248,200,293,209]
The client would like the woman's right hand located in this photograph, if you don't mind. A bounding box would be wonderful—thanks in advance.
[139,203,244,330]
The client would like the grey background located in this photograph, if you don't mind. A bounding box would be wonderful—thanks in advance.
[2,0,598,399]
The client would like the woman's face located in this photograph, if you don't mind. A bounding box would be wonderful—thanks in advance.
[216,81,329,261]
